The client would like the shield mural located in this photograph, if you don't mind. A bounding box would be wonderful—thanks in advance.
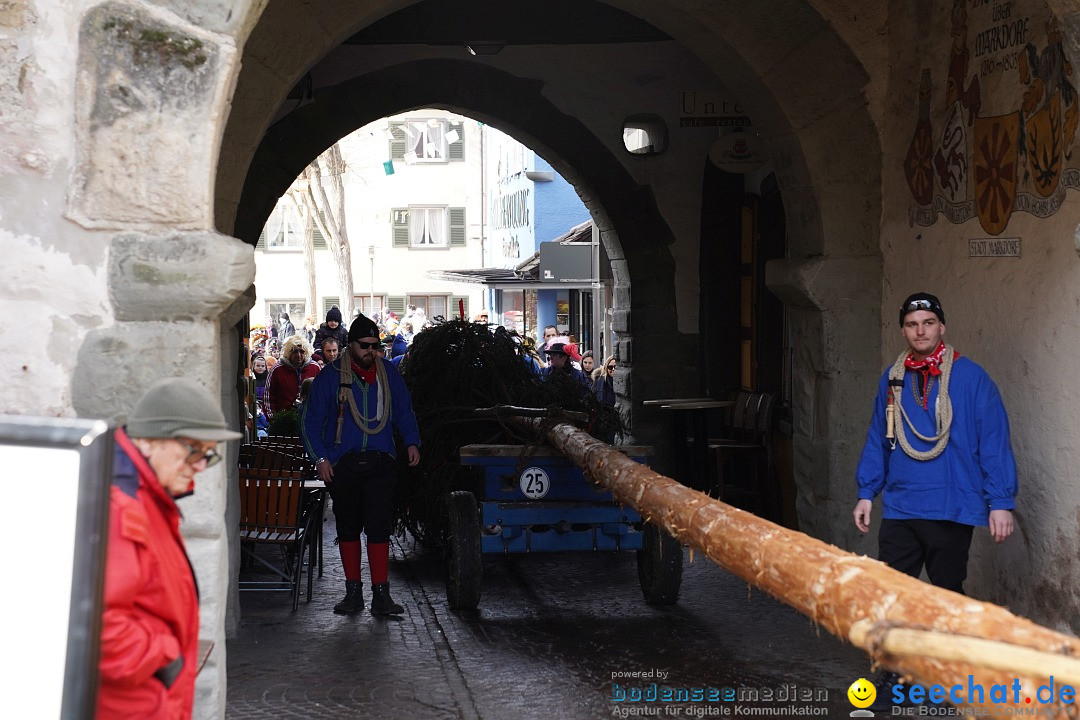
[973,113,1019,235]
[904,118,934,206]
[1024,89,1063,197]
[935,101,968,203]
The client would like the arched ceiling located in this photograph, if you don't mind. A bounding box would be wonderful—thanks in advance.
[217,0,881,262]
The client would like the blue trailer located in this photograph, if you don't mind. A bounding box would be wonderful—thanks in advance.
[445,444,682,611]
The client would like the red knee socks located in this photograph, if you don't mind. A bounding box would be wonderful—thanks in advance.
[367,542,389,585]
[339,540,362,581]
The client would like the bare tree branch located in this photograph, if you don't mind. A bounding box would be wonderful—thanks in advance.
[301,144,354,321]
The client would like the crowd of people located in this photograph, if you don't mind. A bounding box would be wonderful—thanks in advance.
[248,307,619,432]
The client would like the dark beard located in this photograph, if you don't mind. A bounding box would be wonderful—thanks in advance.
[351,347,375,369]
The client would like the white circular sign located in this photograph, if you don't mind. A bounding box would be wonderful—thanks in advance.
[519,466,550,499]
[708,132,765,173]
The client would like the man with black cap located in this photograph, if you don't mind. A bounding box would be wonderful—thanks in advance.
[302,312,421,617]
[853,293,1018,706]
[541,341,590,389]
[98,378,241,720]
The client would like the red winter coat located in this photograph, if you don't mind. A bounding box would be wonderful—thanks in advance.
[263,360,321,417]
[96,429,200,720]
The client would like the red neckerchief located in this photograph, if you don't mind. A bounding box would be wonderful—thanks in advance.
[351,360,377,385]
[904,341,948,376]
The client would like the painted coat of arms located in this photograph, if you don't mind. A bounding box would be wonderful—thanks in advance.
[906,1,1079,235]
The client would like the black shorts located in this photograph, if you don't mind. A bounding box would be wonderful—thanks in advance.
[329,451,396,543]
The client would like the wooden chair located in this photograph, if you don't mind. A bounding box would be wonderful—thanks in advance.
[238,462,321,610]
[709,392,782,521]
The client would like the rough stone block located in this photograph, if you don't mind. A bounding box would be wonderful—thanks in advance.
[71,4,237,227]
[72,321,219,421]
[109,231,255,321]
[611,308,630,333]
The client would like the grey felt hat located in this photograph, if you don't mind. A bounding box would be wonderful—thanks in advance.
[127,378,243,441]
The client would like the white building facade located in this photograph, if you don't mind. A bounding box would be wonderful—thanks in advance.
[250,110,485,332]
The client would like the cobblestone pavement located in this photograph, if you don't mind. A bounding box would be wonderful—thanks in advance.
[227,519,873,719]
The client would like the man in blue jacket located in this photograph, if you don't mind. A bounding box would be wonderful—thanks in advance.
[854,292,1017,593]
[303,312,421,616]
[854,292,1018,710]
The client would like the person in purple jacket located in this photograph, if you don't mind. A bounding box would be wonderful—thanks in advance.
[302,312,420,617]
[854,292,1017,595]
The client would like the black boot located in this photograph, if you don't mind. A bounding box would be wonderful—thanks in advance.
[868,670,903,713]
[333,580,364,615]
[370,583,404,615]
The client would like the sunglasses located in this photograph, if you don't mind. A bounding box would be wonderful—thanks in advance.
[175,439,221,468]
[354,341,380,349]
[606,365,616,371]
[903,299,941,313]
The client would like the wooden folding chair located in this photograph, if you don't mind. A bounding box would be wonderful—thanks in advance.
[237,465,321,610]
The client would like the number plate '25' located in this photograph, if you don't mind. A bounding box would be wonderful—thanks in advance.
[518,466,550,499]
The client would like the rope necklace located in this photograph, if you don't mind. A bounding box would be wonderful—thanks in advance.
[888,344,955,461]
[911,372,935,409]
[334,356,391,445]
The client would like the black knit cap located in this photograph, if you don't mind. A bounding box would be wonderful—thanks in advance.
[326,306,342,323]
[348,312,380,343]
[899,292,945,325]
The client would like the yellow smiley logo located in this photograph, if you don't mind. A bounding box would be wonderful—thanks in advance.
[847,678,877,709]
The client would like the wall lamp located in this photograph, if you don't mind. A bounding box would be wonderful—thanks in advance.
[464,41,506,56]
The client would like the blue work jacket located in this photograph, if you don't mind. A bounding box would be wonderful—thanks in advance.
[856,356,1018,526]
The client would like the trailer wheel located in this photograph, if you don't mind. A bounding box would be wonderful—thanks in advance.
[637,524,683,605]
[445,491,482,611]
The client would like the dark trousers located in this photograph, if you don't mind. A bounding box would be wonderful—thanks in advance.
[878,519,974,594]
[329,452,395,543]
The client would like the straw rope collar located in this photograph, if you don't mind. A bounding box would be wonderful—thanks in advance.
[888,344,955,461]
[335,356,391,445]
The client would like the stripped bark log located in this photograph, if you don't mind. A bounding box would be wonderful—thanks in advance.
[541,420,1080,712]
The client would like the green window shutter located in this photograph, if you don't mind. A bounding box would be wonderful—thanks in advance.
[313,210,327,249]
[392,207,409,247]
[448,128,464,162]
[323,297,340,316]
[389,122,406,160]
[451,296,469,320]
[256,229,266,250]
[449,207,466,247]
[387,296,406,316]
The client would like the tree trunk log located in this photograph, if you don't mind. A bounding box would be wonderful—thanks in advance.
[541,421,1080,712]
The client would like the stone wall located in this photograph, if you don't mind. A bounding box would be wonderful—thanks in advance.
[878,0,1080,630]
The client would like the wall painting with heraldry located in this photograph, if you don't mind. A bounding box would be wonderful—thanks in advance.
[904,0,1078,236]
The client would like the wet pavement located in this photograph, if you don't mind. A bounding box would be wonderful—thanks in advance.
[227,519,873,719]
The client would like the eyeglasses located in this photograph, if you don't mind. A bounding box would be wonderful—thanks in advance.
[175,439,221,468]
[903,299,941,313]
[355,341,380,349]
[606,365,616,371]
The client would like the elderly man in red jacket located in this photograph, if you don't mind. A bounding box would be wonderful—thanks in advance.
[97,378,241,719]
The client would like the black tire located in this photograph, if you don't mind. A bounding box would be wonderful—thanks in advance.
[445,491,482,611]
[636,524,683,605]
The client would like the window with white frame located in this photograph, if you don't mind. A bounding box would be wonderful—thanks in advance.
[403,119,447,162]
[409,206,448,247]
[266,300,306,328]
[408,295,448,320]
[262,201,306,250]
[353,295,386,318]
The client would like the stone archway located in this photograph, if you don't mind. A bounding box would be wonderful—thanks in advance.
[216,1,886,560]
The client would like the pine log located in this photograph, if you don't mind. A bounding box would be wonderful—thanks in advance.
[542,420,1080,712]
